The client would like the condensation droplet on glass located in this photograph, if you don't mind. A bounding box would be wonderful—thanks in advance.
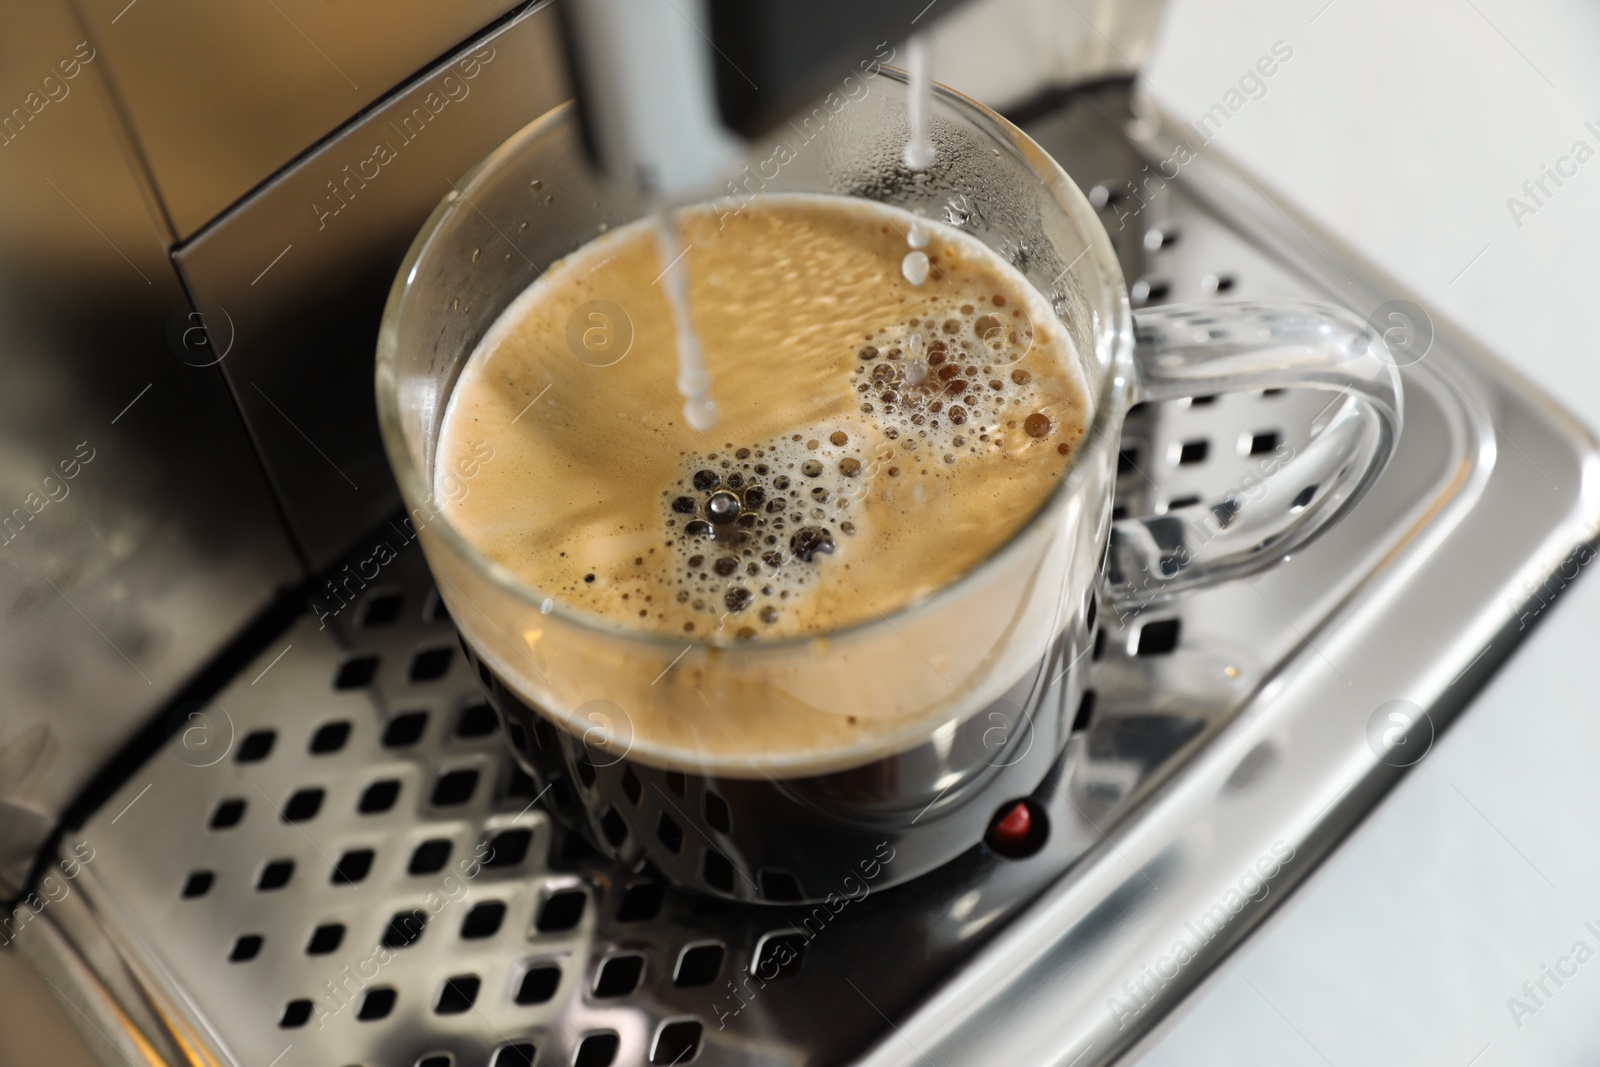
[908,217,930,249]
[544,194,554,206]
[450,297,460,310]
[471,248,481,264]
[517,221,528,233]
[529,179,543,193]
[902,250,930,285]
[540,597,554,615]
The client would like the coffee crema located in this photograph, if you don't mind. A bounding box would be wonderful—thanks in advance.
[436,194,1089,643]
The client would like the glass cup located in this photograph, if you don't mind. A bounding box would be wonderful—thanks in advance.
[377,70,1400,904]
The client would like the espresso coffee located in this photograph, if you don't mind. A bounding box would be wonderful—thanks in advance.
[436,194,1089,644]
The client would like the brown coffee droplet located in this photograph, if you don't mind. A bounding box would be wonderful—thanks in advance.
[839,457,862,477]
[943,318,961,334]
[1025,412,1052,438]
[859,345,879,360]
[1057,442,1071,455]
[992,294,1006,307]
[759,605,778,624]
[830,431,848,446]
[714,556,738,576]
[725,587,753,613]
[736,626,757,640]
[1011,369,1032,385]
[801,459,823,477]
[949,406,967,425]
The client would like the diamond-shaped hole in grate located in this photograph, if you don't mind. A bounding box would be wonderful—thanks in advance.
[409,645,454,682]
[306,923,344,955]
[384,710,429,748]
[1247,430,1281,455]
[651,1020,704,1065]
[209,799,245,830]
[754,931,806,980]
[536,889,586,933]
[1072,690,1097,733]
[309,720,351,754]
[237,730,275,763]
[256,861,293,892]
[409,838,451,875]
[357,987,396,1021]
[383,909,428,949]
[229,934,262,962]
[674,943,723,988]
[593,954,645,998]
[493,1043,538,1067]
[435,974,480,1014]
[331,849,373,885]
[279,999,312,1029]
[432,768,478,807]
[461,901,506,939]
[282,787,324,823]
[1136,619,1181,656]
[574,1032,620,1067]
[359,779,401,814]
[334,654,379,690]
[515,963,562,1005]
[484,828,532,868]
[356,590,404,628]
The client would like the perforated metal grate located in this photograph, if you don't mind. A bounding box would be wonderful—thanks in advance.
[27,84,1567,1067]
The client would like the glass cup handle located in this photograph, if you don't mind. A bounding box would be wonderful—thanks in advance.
[1103,299,1403,617]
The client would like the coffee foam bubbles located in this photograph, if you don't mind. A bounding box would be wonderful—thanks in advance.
[436,194,1087,645]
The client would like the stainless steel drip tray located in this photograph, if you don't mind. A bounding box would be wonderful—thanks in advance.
[14,86,1599,1067]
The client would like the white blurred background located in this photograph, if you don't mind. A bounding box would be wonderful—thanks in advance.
[1132,1,1600,1064]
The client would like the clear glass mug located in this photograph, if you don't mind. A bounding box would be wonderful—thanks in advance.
[376,71,1400,904]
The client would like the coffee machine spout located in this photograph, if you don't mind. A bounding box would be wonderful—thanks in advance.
[557,0,971,197]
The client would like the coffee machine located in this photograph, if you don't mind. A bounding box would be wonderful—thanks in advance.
[1,1,1592,1065]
